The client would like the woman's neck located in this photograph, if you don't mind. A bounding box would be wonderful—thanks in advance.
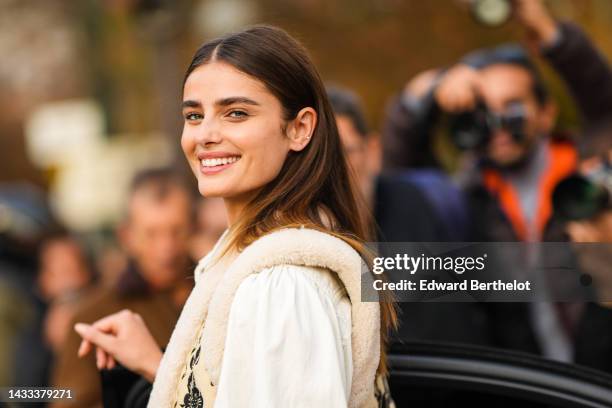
[224,201,243,227]
[223,189,260,226]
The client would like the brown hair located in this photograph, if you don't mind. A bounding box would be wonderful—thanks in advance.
[184,25,396,374]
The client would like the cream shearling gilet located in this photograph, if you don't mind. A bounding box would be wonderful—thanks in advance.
[148,227,381,408]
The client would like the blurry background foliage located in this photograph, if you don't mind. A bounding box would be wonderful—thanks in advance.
[1,0,611,226]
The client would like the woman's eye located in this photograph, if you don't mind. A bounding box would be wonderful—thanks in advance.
[228,110,248,119]
[185,112,203,121]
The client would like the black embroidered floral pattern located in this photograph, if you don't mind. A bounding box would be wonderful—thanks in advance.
[179,335,204,408]
[180,371,204,408]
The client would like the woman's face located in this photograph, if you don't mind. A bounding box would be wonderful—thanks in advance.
[181,62,293,203]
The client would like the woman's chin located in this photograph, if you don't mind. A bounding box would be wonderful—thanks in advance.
[197,181,227,198]
[198,189,225,198]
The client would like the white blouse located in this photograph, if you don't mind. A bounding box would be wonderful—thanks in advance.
[212,264,353,407]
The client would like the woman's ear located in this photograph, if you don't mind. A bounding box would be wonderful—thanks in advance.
[287,107,317,152]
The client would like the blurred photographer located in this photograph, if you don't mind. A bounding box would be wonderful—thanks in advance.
[445,44,566,243]
[382,0,612,362]
[384,0,612,189]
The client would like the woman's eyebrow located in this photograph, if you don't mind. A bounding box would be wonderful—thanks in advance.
[182,100,201,109]
[215,96,260,107]
[181,97,260,109]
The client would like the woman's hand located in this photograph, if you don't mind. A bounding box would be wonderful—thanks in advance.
[74,309,163,382]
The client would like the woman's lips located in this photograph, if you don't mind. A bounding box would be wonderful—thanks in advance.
[199,156,240,175]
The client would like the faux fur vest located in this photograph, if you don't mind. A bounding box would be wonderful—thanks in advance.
[148,227,381,408]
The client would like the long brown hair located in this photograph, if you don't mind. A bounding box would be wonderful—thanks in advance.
[184,25,396,375]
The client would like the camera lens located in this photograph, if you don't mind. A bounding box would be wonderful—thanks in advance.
[449,102,491,150]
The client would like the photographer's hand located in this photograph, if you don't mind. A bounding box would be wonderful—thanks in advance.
[74,309,163,383]
[434,64,481,113]
[403,68,442,100]
[513,0,559,48]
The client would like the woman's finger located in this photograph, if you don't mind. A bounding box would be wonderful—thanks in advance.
[75,323,116,354]
[90,313,124,334]
[106,355,116,370]
[96,346,107,370]
[77,339,92,358]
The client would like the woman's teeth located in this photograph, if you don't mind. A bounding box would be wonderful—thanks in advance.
[201,156,240,167]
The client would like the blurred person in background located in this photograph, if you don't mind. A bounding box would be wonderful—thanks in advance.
[0,184,54,395]
[37,232,94,354]
[51,167,195,408]
[328,85,489,353]
[10,230,95,408]
[552,149,612,373]
[381,0,612,362]
[383,0,612,174]
[189,196,227,260]
[328,85,467,242]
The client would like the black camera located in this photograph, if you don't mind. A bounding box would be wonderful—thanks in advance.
[449,100,527,150]
[553,157,612,221]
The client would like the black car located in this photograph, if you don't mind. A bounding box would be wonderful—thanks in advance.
[389,342,612,408]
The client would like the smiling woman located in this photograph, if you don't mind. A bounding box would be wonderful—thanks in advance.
[180,60,311,222]
[73,25,395,408]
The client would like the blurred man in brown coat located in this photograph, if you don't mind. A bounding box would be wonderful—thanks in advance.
[51,168,195,408]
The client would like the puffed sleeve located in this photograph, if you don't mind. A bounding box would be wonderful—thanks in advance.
[214,264,352,408]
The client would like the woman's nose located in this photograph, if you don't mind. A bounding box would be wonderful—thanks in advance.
[195,119,222,145]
